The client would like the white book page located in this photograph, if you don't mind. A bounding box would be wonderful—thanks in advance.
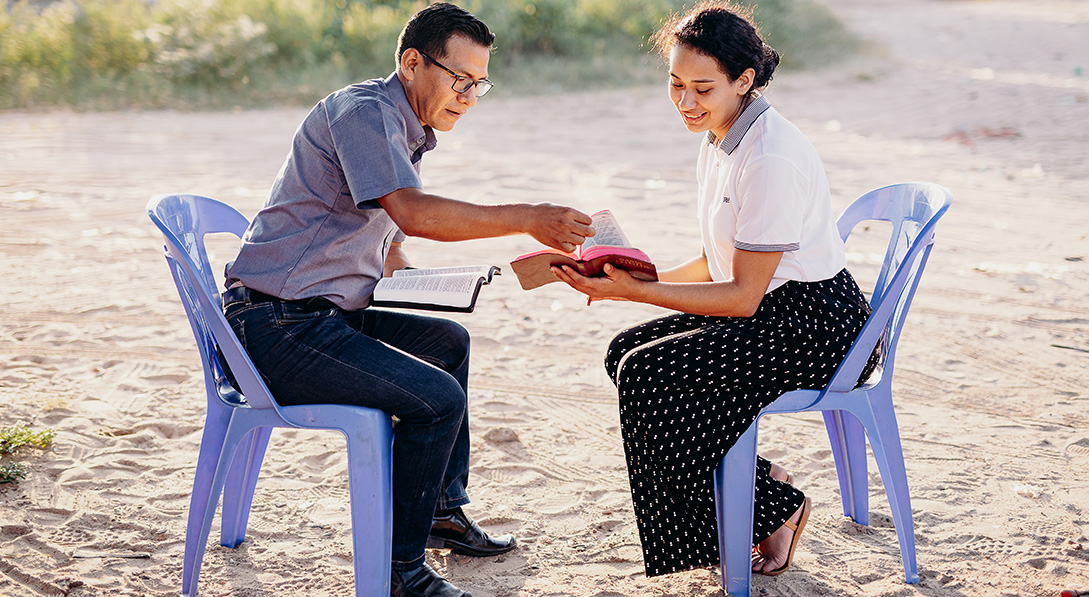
[376,273,482,295]
[581,210,631,253]
[393,265,494,278]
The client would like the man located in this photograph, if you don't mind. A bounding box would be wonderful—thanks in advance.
[221,4,594,596]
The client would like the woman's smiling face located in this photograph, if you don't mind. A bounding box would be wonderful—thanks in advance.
[667,43,754,140]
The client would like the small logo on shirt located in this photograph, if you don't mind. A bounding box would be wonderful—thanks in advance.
[722,196,731,203]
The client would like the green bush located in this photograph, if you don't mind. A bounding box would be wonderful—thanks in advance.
[0,0,857,110]
[151,2,276,86]
[490,0,578,55]
[339,2,414,79]
[0,462,29,485]
[737,0,859,70]
[0,423,55,485]
[0,423,56,455]
[575,0,676,44]
[74,0,153,73]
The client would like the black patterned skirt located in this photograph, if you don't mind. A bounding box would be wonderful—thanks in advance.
[604,269,875,577]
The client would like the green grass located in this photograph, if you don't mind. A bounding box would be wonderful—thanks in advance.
[0,423,56,454]
[0,462,29,485]
[0,423,56,485]
[1,0,859,109]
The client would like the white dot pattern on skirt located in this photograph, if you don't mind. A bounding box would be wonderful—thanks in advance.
[605,269,877,577]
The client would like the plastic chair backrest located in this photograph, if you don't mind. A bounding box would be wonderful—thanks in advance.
[147,194,287,417]
[824,182,952,394]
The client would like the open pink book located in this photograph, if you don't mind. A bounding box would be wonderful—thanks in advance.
[510,210,658,291]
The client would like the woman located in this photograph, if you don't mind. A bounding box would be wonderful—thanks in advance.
[552,1,878,580]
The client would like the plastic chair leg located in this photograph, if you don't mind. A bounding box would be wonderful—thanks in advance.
[220,426,272,547]
[863,397,918,583]
[715,420,760,597]
[342,411,395,596]
[823,409,869,525]
[182,411,284,597]
[182,409,233,597]
[278,404,395,596]
[183,427,249,596]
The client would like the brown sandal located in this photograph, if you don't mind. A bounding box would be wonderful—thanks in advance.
[754,497,811,576]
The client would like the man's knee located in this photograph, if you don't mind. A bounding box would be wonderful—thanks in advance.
[416,372,467,425]
[420,318,470,370]
[441,318,471,356]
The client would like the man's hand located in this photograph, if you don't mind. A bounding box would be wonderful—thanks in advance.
[383,242,412,277]
[524,203,595,253]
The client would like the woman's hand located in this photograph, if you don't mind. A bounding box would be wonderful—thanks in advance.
[551,249,783,317]
[551,263,643,303]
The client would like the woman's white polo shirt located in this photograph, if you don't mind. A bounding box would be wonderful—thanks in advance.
[696,94,846,294]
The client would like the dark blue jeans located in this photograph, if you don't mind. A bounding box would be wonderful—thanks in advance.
[224,296,471,570]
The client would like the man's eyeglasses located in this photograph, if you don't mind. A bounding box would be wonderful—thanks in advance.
[417,50,494,97]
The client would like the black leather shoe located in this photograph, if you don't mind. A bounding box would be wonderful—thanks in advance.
[390,562,471,597]
[426,507,517,557]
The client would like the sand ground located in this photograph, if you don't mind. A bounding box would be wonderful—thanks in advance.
[1,0,1088,595]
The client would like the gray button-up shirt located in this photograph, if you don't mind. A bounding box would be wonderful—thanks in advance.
[226,73,437,310]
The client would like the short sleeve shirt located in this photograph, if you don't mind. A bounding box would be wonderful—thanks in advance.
[225,73,436,310]
[696,94,845,293]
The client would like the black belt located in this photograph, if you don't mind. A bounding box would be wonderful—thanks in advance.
[221,286,339,312]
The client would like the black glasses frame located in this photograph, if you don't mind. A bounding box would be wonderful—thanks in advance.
[417,50,494,97]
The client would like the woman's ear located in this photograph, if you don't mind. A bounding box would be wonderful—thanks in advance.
[736,67,756,95]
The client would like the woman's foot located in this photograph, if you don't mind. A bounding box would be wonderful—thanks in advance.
[768,462,794,485]
[752,497,811,576]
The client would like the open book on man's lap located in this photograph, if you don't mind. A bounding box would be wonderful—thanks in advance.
[371,265,500,312]
[510,210,657,291]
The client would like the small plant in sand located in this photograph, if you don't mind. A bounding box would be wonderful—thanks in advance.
[0,462,29,484]
[0,423,56,485]
[0,423,56,454]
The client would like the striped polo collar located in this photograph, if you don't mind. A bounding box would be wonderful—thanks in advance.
[705,94,772,155]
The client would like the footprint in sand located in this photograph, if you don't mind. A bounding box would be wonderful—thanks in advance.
[47,526,94,545]
[1064,438,1089,461]
[483,427,521,445]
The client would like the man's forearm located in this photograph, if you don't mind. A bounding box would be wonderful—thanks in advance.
[378,187,593,251]
[397,197,527,241]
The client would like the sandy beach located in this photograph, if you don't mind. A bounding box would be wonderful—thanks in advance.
[2,0,1088,595]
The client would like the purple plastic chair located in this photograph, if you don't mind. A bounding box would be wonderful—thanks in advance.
[147,193,394,597]
[713,182,953,596]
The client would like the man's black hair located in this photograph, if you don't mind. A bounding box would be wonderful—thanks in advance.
[397,2,495,60]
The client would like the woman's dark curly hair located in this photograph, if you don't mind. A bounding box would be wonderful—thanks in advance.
[651,1,780,96]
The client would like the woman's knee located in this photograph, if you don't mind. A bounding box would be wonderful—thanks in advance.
[605,327,641,379]
[619,339,657,375]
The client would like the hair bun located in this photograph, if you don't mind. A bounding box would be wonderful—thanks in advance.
[766,45,780,67]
